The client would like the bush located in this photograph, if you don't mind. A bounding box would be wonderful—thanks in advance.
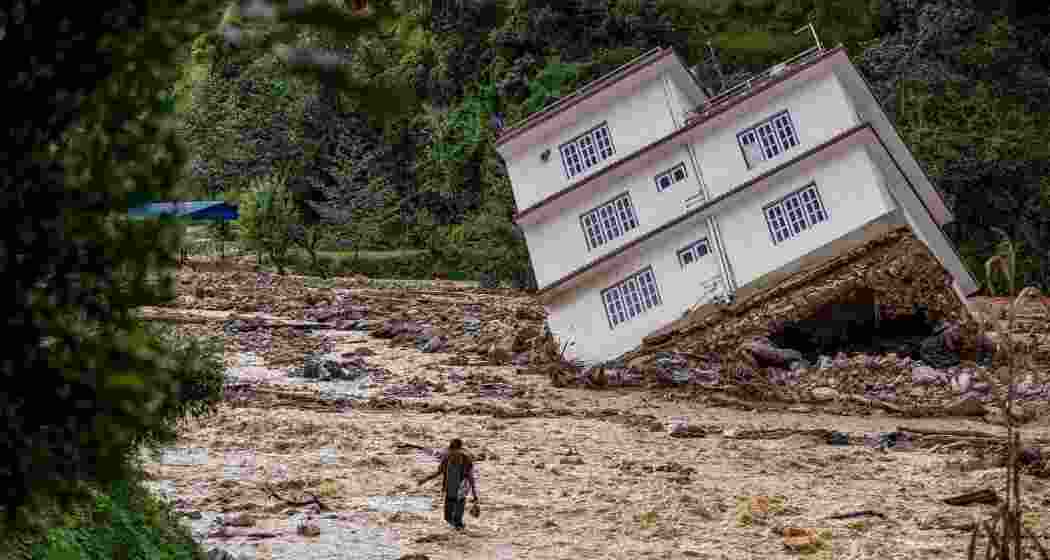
[21,477,200,560]
[134,322,226,451]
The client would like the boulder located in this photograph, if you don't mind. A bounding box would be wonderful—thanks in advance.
[419,335,447,354]
[911,365,943,386]
[373,320,422,339]
[741,340,803,367]
[811,387,839,401]
[488,340,515,365]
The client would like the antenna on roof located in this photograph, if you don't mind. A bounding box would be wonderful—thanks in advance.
[698,40,728,94]
[794,22,824,52]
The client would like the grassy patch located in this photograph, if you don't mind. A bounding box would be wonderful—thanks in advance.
[1,477,201,560]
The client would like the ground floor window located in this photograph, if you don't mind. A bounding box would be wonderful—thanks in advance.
[601,266,662,328]
[677,238,710,267]
[763,182,828,245]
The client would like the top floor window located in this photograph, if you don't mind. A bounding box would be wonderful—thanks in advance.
[737,111,799,169]
[560,123,615,179]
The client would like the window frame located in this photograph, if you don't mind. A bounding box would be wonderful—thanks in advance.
[736,110,799,169]
[762,182,829,246]
[601,266,662,329]
[654,162,689,192]
[559,122,616,180]
[676,237,710,268]
[578,192,640,251]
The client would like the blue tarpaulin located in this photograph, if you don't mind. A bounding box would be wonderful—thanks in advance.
[127,201,238,221]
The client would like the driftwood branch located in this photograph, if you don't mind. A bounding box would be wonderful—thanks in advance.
[826,510,886,520]
[945,488,999,506]
[263,483,328,511]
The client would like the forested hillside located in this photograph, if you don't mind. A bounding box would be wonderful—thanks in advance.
[173,0,1050,292]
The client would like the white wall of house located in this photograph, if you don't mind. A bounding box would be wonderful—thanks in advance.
[690,71,859,198]
[716,144,895,288]
[522,145,707,288]
[544,213,723,364]
[504,76,681,212]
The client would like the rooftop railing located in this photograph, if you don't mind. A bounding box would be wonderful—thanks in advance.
[690,45,827,119]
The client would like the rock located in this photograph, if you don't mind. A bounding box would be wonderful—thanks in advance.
[294,356,367,381]
[559,456,584,465]
[1020,447,1043,467]
[488,341,514,365]
[810,387,839,401]
[225,513,255,527]
[419,335,447,353]
[206,548,248,560]
[374,319,421,339]
[351,347,375,357]
[297,522,321,537]
[512,326,540,352]
[945,396,989,417]
[182,510,203,520]
[741,340,803,367]
[817,355,833,370]
[911,365,943,386]
[985,404,1036,425]
[970,382,991,394]
[782,527,820,551]
[789,360,808,372]
[951,371,973,394]
[511,352,531,366]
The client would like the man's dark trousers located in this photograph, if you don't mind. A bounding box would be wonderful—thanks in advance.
[444,497,466,529]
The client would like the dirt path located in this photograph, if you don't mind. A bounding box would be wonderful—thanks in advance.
[141,309,1050,560]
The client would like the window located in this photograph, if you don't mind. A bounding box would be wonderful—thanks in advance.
[579,193,639,250]
[764,183,828,245]
[560,123,616,179]
[655,162,688,192]
[737,111,799,169]
[602,267,662,328]
[677,238,710,267]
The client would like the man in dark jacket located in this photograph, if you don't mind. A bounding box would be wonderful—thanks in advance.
[418,438,479,530]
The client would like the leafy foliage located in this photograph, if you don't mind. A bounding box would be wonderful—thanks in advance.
[239,168,301,274]
[173,0,1050,293]
[23,478,199,560]
[0,0,221,518]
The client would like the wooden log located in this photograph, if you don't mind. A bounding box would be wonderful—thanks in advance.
[944,488,999,506]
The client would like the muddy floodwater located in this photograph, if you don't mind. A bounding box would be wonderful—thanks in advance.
[139,267,1050,560]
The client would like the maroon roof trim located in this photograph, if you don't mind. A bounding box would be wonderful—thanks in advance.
[536,122,872,298]
[495,48,673,148]
[514,46,847,224]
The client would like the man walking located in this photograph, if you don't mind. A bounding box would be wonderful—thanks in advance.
[418,438,479,530]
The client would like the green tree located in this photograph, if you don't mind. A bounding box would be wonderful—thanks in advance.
[1,0,436,521]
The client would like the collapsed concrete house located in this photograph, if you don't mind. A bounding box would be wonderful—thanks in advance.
[495,43,978,365]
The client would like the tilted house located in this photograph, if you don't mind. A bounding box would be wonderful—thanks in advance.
[494,45,978,364]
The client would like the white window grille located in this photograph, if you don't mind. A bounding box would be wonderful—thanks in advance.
[655,162,689,192]
[602,267,662,328]
[737,111,799,168]
[677,238,710,267]
[579,193,639,250]
[763,183,828,245]
[560,123,615,179]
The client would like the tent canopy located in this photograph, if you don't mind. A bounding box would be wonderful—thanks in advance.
[128,201,238,221]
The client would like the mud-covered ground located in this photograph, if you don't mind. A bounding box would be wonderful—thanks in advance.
[141,260,1050,560]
